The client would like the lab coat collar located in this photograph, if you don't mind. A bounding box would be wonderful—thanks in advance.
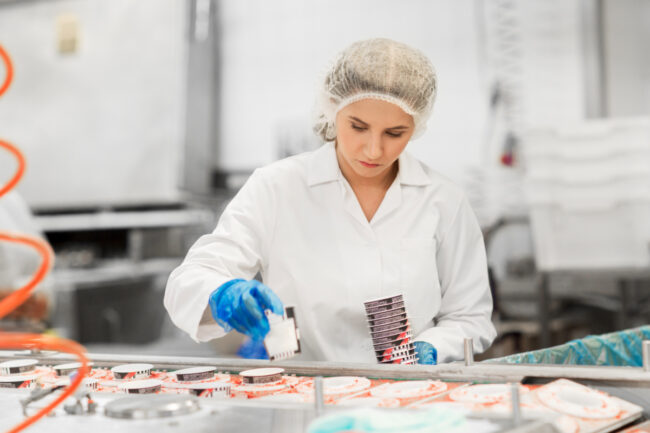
[397,150,432,187]
[307,142,432,188]
[307,142,342,186]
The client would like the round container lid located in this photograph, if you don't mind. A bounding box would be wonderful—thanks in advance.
[240,367,284,384]
[323,376,371,394]
[118,379,163,393]
[0,359,38,375]
[54,362,94,375]
[173,366,216,382]
[0,373,38,387]
[298,376,372,397]
[105,394,201,419]
[364,294,404,307]
[164,373,231,388]
[0,373,38,382]
[537,382,620,419]
[296,376,370,396]
[240,367,284,378]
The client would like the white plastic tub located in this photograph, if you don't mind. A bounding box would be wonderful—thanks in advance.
[522,117,650,270]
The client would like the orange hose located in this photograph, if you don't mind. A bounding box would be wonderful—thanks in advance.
[0,140,26,198]
[0,44,90,433]
[0,334,90,433]
[0,233,52,320]
[0,44,13,98]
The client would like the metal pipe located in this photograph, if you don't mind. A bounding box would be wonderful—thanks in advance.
[643,340,650,372]
[314,376,324,414]
[464,338,474,366]
[510,382,521,426]
[193,0,211,42]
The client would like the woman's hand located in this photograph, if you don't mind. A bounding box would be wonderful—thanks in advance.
[209,279,284,340]
[414,341,437,365]
[237,337,269,359]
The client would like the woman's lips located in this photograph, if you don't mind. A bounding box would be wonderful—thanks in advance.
[359,160,380,168]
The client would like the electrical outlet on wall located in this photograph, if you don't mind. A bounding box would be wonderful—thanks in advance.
[56,14,80,55]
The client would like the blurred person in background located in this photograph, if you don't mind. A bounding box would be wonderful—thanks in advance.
[0,191,52,331]
[165,38,496,364]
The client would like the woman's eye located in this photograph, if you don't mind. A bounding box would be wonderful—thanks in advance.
[386,131,403,138]
[351,124,366,131]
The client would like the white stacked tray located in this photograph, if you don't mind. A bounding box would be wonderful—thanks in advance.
[521,117,650,270]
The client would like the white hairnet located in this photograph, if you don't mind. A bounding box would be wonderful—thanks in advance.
[314,38,437,142]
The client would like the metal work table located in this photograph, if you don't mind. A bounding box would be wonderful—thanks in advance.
[536,268,650,347]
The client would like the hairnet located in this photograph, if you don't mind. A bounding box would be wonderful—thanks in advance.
[313,38,437,142]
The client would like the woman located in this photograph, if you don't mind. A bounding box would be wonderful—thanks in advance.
[165,38,496,364]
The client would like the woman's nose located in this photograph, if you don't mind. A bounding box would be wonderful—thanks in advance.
[365,134,383,160]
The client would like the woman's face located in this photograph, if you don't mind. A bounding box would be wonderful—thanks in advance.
[335,98,415,184]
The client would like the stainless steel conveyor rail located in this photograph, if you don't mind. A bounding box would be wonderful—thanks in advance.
[2,350,650,383]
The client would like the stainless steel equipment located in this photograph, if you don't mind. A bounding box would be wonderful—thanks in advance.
[0,350,648,433]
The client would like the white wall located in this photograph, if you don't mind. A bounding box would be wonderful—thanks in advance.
[0,0,187,209]
[217,0,490,181]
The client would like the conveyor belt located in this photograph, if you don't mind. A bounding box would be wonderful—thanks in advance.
[0,350,647,433]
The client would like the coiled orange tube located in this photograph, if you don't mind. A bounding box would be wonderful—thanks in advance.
[0,335,90,433]
[0,140,24,198]
[0,44,12,98]
[0,43,89,433]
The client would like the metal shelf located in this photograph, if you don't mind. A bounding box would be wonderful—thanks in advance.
[52,258,181,289]
[35,209,212,232]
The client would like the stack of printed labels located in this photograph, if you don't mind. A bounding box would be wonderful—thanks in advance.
[364,294,417,365]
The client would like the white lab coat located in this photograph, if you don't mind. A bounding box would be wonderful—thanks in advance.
[165,143,496,363]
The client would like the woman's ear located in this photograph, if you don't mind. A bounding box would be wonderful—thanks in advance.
[327,125,337,143]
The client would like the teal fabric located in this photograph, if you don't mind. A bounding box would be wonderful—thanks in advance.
[487,326,650,366]
[308,407,465,433]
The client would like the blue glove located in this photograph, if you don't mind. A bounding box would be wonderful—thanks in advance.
[414,341,437,365]
[237,337,269,360]
[209,279,284,340]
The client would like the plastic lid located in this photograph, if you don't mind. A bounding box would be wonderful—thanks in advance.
[118,379,163,394]
[239,367,284,377]
[173,366,216,381]
[0,359,38,374]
